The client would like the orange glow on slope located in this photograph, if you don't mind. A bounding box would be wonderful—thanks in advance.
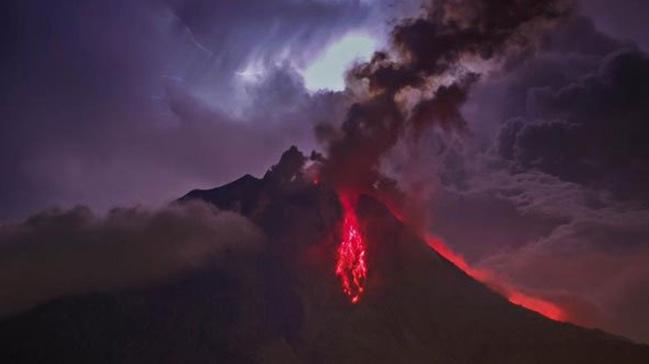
[335,193,368,304]
[377,198,566,321]
[423,233,565,321]
[507,291,565,322]
[423,233,494,281]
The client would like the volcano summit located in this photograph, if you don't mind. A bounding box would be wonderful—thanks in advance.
[1,147,648,363]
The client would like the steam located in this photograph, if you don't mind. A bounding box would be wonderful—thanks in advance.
[0,201,263,316]
[318,0,572,191]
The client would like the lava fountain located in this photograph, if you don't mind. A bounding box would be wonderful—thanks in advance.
[335,193,368,304]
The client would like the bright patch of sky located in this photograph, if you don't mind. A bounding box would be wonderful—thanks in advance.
[301,33,378,91]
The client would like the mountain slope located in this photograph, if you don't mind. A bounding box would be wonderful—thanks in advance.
[1,147,648,363]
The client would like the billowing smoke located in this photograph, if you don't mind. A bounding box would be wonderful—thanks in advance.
[0,201,263,316]
[313,0,578,322]
[318,0,573,192]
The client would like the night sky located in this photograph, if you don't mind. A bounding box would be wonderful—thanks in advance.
[2,0,649,344]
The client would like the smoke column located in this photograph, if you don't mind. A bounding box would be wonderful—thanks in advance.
[319,0,573,192]
[319,0,573,319]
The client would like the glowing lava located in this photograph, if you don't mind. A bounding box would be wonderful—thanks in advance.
[335,194,368,304]
[378,198,566,321]
[423,233,566,321]
[330,189,565,319]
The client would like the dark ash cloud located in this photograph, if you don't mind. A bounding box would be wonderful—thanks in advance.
[498,48,649,201]
[318,0,573,191]
[0,201,262,316]
[580,0,649,51]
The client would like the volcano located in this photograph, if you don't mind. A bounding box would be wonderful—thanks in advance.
[1,146,648,364]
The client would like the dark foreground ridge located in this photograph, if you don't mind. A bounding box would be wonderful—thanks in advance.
[1,147,648,363]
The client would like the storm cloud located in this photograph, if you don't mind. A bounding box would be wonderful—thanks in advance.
[0,0,370,220]
[498,47,649,201]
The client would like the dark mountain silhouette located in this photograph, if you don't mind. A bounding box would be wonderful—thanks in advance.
[1,146,649,363]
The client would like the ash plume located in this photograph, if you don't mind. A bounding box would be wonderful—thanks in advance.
[318,0,573,192]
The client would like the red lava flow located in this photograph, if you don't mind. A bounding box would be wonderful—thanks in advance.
[331,189,565,321]
[379,196,565,321]
[335,193,368,304]
[423,232,565,321]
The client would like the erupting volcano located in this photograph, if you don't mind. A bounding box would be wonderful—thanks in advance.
[2,147,649,363]
[335,193,367,304]
[310,0,579,324]
[3,0,649,361]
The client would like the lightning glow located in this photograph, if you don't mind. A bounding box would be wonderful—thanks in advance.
[302,33,377,91]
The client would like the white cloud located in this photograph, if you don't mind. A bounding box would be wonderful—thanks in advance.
[302,33,378,91]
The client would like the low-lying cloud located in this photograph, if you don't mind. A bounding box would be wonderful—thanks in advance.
[0,201,263,316]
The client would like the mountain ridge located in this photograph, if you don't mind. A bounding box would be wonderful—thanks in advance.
[1,146,648,363]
